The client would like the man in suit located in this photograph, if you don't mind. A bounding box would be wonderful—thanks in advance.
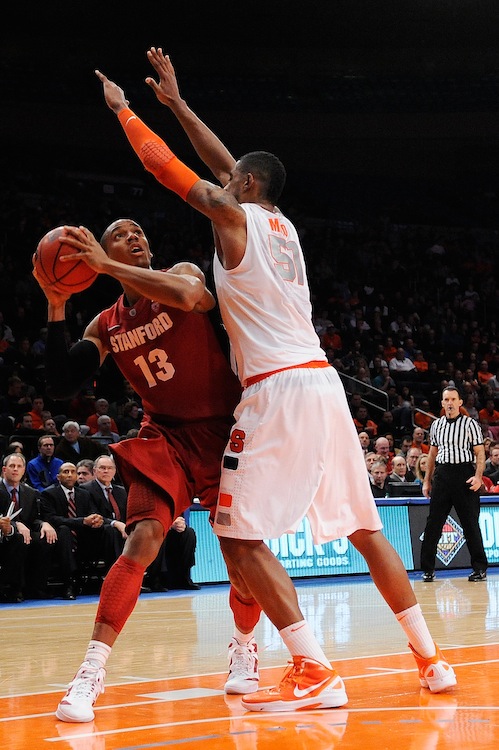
[80,454,127,564]
[0,475,27,603]
[0,452,56,600]
[54,421,109,464]
[40,462,106,599]
[81,455,198,590]
[388,455,408,483]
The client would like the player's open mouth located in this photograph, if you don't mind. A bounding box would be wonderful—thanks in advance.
[131,247,143,254]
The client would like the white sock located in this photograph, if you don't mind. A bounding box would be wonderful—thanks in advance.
[234,628,255,645]
[280,620,331,669]
[84,640,112,669]
[395,604,435,658]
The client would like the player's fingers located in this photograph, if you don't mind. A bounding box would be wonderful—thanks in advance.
[147,48,167,72]
[59,252,84,263]
[145,77,159,92]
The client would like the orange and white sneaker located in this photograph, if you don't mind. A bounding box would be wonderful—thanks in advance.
[409,642,457,692]
[241,656,348,712]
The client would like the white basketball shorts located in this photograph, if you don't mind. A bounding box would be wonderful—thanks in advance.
[213,365,382,543]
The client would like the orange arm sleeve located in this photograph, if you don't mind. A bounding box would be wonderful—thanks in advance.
[117,108,200,200]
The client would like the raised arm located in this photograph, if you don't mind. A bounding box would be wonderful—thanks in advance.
[31,269,104,400]
[33,238,216,400]
[95,69,247,269]
[57,225,216,314]
[144,47,236,187]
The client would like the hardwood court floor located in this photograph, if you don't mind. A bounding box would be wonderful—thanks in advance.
[1,568,498,749]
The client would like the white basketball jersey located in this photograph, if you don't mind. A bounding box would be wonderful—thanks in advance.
[213,203,326,384]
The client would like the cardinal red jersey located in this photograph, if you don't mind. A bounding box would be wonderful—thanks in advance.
[98,294,241,423]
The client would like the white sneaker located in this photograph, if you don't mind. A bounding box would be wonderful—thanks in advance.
[55,661,106,722]
[224,637,259,694]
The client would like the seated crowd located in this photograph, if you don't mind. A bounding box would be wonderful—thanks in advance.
[359,424,499,499]
[0,431,200,603]
[2,166,499,600]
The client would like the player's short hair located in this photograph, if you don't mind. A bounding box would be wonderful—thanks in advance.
[238,151,286,203]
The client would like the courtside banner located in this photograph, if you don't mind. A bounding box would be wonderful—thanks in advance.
[409,498,499,569]
[189,506,413,583]
[478,504,499,565]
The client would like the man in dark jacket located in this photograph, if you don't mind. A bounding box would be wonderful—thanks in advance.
[79,454,127,564]
[0,452,56,600]
[40,462,107,599]
[54,421,109,464]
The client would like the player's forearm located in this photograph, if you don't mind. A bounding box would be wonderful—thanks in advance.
[46,322,101,399]
[115,106,242,230]
[117,108,200,200]
[47,300,67,323]
[166,97,235,185]
[104,259,215,312]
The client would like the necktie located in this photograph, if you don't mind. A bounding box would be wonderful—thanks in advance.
[67,490,78,549]
[67,490,77,518]
[11,487,18,512]
[106,486,121,521]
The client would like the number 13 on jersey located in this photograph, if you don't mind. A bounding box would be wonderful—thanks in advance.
[134,348,175,387]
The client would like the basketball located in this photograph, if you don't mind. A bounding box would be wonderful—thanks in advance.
[33,226,98,294]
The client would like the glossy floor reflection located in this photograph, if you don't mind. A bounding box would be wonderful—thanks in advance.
[0,568,498,749]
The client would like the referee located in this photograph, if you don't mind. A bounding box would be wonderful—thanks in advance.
[421,386,488,582]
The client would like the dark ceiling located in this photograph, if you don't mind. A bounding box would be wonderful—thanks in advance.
[3,0,499,222]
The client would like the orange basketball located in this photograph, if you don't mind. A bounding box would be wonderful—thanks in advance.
[33,226,98,294]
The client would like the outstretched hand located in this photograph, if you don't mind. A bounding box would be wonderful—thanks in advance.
[95,69,130,113]
[145,47,182,108]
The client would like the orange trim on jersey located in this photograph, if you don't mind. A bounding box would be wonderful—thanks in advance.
[219,492,233,507]
[244,360,330,388]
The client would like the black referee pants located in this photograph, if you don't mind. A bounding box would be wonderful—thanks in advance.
[420,462,488,573]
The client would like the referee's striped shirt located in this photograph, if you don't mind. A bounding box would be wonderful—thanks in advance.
[429,415,483,464]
